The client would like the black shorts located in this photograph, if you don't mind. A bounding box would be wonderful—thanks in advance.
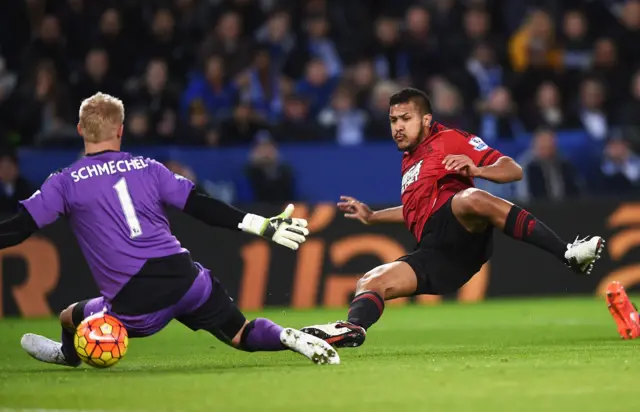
[72,254,246,341]
[396,196,493,295]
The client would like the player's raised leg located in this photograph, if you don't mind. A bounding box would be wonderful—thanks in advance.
[20,301,88,367]
[302,261,417,348]
[451,188,604,274]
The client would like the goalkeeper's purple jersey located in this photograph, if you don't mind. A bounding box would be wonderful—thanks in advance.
[20,151,195,301]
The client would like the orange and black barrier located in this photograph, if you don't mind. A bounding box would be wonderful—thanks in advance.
[1,199,639,317]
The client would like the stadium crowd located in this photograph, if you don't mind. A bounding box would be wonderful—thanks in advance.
[0,0,639,205]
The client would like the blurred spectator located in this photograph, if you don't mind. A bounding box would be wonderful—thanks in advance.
[93,8,133,79]
[350,59,378,109]
[295,58,338,117]
[366,80,398,139]
[181,54,238,119]
[56,0,91,65]
[174,0,209,43]
[598,138,640,194]
[124,109,151,146]
[404,5,441,86]
[244,133,295,203]
[466,42,503,101]
[511,45,563,108]
[156,106,179,143]
[371,16,409,82]
[430,0,463,36]
[447,7,503,67]
[238,46,282,122]
[589,37,631,107]
[0,150,33,213]
[219,103,269,146]
[522,81,579,132]
[574,78,609,141]
[318,87,368,146]
[127,59,179,134]
[272,94,323,142]
[509,9,561,72]
[71,48,121,105]
[200,10,253,78]
[618,70,640,128]
[146,8,190,79]
[561,10,592,71]
[519,129,582,201]
[21,15,68,79]
[15,60,74,146]
[0,57,18,134]
[178,101,219,146]
[610,0,640,67]
[0,59,16,97]
[476,87,523,141]
[255,10,295,71]
[229,0,267,35]
[284,12,342,80]
[430,79,474,131]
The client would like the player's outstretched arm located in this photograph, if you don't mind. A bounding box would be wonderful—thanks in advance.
[370,206,404,224]
[474,156,523,183]
[338,196,404,225]
[0,208,38,249]
[182,189,308,250]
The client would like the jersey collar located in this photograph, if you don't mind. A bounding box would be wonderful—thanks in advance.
[85,150,119,157]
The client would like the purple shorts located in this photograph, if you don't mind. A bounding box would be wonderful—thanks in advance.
[78,267,232,338]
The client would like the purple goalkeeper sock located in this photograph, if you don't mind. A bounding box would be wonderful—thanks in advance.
[240,318,286,352]
[61,327,81,365]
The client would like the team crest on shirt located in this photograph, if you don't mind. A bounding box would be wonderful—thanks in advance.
[469,136,488,151]
[401,160,423,194]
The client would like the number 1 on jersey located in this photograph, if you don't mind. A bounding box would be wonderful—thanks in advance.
[113,177,142,238]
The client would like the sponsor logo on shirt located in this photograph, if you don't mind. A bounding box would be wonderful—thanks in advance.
[401,160,423,194]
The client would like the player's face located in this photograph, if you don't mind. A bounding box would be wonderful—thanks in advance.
[389,102,431,151]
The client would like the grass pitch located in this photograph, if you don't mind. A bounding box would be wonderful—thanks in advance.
[1,297,640,412]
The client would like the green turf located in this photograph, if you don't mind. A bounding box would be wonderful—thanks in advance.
[1,297,640,412]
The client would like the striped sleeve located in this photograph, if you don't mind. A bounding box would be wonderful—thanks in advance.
[448,130,504,167]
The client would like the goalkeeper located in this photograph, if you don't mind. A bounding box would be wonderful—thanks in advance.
[16,92,339,367]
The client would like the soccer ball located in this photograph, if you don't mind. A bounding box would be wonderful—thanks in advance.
[74,312,129,368]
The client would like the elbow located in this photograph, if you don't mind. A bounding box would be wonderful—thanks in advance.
[512,163,524,182]
[502,157,523,182]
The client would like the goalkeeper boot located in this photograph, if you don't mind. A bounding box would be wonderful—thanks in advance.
[605,281,640,340]
[20,333,80,367]
[301,321,366,348]
[564,235,605,275]
[279,328,340,365]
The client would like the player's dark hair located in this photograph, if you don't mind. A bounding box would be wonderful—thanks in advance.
[389,88,432,115]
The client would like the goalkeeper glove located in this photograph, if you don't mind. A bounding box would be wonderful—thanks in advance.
[238,204,309,250]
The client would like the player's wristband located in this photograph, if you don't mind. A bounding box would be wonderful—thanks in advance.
[238,213,268,235]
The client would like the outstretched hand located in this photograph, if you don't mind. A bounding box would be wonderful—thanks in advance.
[240,204,309,250]
[337,196,373,225]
